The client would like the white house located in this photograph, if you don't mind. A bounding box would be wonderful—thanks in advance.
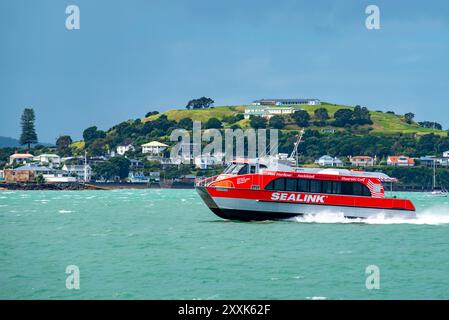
[244,105,296,119]
[33,154,61,168]
[141,141,168,154]
[387,156,415,167]
[9,152,34,165]
[315,155,343,167]
[62,164,92,182]
[116,144,135,156]
[194,155,222,169]
[443,150,449,158]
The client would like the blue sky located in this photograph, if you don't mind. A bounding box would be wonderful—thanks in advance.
[1,0,448,142]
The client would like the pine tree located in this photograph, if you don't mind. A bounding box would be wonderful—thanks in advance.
[19,108,38,150]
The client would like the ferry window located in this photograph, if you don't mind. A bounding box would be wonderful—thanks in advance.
[274,178,286,191]
[250,165,256,174]
[260,165,267,170]
[353,183,363,196]
[230,164,248,175]
[332,181,342,194]
[310,180,322,193]
[265,180,274,190]
[342,182,371,197]
[362,184,371,196]
[237,164,249,175]
[223,164,236,174]
[297,179,310,192]
[322,181,332,194]
[341,182,353,195]
[285,178,297,191]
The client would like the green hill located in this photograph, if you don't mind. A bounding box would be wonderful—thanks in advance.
[144,102,446,136]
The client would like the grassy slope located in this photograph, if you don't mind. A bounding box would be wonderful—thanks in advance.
[144,103,446,136]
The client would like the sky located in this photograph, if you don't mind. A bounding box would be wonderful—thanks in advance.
[1,0,448,142]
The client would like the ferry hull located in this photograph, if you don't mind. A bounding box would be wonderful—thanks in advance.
[196,187,415,221]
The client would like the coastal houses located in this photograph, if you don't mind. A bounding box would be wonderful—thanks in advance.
[33,154,61,168]
[387,156,415,167]
[349,156,375,167]
[9,152,34,165]
[141,141,168,154]
[315,155,343,167]
[61,164,92,182]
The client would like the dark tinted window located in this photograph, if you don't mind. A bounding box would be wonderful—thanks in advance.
[297,179,310,192]
[310,180,322,193]
[265,178,371,197]
[322,181,332,194]
[274,178,286,191]
[237,164,249,175]
[285,178,297,191]
[332,181,342,194]
[265,180,274,190]
[341,182,353,195]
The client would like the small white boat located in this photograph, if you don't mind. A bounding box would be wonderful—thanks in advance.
[428,159,448,197]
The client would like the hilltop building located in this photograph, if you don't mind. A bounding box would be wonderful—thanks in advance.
[252,98,320,106]
[244,105,296,119]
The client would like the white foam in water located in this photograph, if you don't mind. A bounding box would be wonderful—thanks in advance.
[291,206,449,225]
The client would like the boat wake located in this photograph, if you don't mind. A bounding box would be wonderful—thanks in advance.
[290,206,449,225]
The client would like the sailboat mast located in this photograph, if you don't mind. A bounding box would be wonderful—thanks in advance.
[433,158,436,190]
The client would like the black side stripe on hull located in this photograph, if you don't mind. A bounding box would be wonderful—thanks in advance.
[257,199,415,212]
[210,208,361,221]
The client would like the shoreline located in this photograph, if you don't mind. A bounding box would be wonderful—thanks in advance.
[0,182,195,190]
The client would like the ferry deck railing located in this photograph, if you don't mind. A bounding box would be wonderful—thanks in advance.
[195,175,219,187]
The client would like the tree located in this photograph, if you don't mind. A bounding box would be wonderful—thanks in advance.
[418,121,442,130]
[292,110,310,127]
[404,112,415,124]
[93,157,130,181]
[205,117,223,129]
[56,135,73,155]
[83,126,106,143]
[110,157,131,179]
[145,111,159,118]
[20,108,38,150]
[352,105,372,125]
[186,97,214,109]
[268,115,285,129]
[333,109,353,127]
[87,139,107,156]
[249,116,267,129]
[178,117,193,130]
[314,108,329,122]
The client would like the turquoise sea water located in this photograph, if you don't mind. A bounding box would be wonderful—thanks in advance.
[1,189,449,299]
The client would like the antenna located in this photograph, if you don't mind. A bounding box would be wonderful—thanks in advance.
[289,129,305,167]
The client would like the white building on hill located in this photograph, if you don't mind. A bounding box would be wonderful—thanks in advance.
[141,141,168,154]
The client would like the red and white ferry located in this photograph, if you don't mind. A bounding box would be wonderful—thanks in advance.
[195,158,416,221]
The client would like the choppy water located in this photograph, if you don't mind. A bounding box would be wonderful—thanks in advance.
[1,189,449,299]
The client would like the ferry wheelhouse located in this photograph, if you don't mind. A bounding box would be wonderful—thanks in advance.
[195,158,416,221]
